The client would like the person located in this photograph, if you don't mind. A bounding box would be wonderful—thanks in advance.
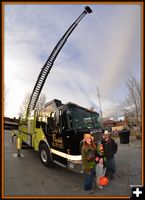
[101,130,117,179]
[95,157,106,189]
[81,133,96,194]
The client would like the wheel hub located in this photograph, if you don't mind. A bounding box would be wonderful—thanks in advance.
[41,149,47,162]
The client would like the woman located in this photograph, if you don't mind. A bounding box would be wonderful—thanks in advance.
[81,133,96,194]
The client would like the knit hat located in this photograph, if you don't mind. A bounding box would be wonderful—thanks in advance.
[103,130,111,135]
[84,133,93,140]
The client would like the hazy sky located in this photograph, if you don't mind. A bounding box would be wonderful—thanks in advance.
[4,3,141,118]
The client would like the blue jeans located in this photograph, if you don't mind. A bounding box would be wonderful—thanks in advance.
[84,168,95,191]
[106,156,115,176]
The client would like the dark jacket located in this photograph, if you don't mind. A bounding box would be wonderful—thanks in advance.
[101,138,116,160]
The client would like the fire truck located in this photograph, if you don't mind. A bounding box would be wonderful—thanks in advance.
[15,6,102,172]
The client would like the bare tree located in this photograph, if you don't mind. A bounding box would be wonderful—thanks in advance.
[19,93,31,118]
[132,76,141,100]
[35,94,47,115]
[125,75,141,131]
[89,106,95,112]
[19,93,47,118]
[4,84,8,107]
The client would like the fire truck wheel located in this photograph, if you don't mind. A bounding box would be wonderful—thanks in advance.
[39,143,52,167]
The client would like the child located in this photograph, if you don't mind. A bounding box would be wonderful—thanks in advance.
[95,157,106,189]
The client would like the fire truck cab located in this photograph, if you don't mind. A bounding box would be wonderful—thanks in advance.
[18,99,102,172]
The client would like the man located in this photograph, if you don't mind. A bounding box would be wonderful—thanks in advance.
[101,130,117,179]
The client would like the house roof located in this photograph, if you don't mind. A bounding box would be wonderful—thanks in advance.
[103,120,116,125]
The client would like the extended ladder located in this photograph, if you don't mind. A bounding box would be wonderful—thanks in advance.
[26,6,92,117]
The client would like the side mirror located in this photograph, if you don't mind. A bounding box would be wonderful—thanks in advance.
[47,117,53,129]
[36,121,41,128]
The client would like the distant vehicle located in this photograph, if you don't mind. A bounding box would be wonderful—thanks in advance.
[4,117,18,130]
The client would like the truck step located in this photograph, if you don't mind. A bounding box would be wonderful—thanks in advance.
[53,160,67,168]
[21,142,33,149]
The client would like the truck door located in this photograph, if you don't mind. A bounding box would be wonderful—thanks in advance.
[47,110,64,150]
[61,110,76,154]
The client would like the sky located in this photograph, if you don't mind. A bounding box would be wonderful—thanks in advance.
[4,3,142,119]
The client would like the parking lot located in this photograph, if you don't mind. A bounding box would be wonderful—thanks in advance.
[3,130,142,198]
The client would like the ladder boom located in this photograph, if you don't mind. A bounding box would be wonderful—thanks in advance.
[26,6,92,118]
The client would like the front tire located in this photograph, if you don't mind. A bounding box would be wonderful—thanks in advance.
[39,143,52,167]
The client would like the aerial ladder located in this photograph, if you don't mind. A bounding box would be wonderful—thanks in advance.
[26,6,92,118]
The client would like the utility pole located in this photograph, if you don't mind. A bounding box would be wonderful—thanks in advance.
[124,108,127,126]
[97,86,103,127]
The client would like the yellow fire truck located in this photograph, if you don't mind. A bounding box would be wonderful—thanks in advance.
[14,6,102,172]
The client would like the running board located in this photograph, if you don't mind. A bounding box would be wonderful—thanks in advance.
[53,160,67,168]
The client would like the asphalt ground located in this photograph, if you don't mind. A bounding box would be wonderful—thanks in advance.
[3,130,142,197]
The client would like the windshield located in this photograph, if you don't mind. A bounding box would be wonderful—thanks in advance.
[67,106,100,129]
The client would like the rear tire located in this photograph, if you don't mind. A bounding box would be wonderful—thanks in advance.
[39,143,52,167]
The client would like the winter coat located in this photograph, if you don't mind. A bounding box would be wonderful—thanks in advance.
[101,138,116,160]
[81,146,96,173]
